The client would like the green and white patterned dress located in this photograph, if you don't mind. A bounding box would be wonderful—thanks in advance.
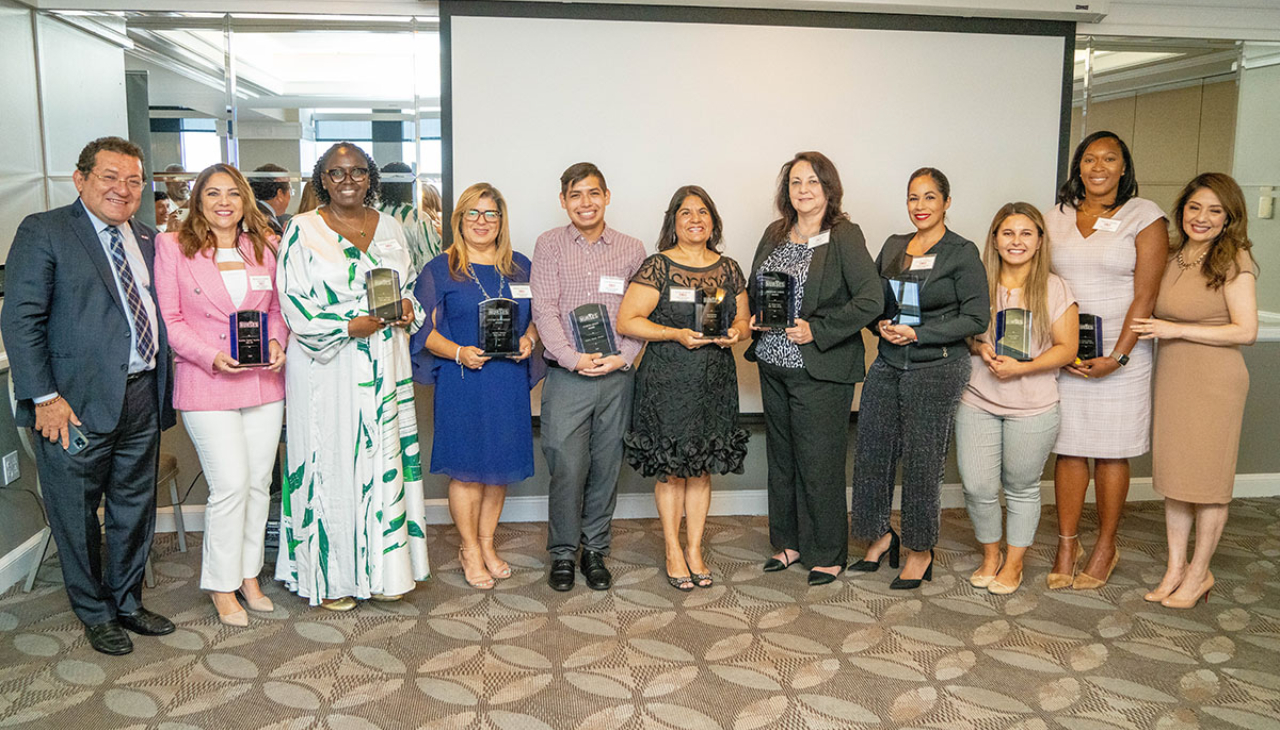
[274,210,431,604]
[378,202,441,276]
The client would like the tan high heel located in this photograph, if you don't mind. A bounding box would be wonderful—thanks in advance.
[236,582,274,613]
[1046,536,1083,590]
[1073,548,1120,590]
[477,535,511,579]
[211,592,248,627]
[1161,572,1213,609]
[1144,569,1186,603]
[459,548,495,590]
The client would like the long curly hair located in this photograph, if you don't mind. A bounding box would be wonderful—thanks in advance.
[1172,172,1256,290]
[311,142,380,207]
[177,163,275,264]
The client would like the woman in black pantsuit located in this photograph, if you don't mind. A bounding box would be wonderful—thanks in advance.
[850,167,990,589]
[746,151,883,586]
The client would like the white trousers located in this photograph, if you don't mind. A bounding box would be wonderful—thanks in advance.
[182,401,285,592]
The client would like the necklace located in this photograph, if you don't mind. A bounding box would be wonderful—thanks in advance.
[466,261,506,300]
[324,207,370,239]
[1176,246,1210,270]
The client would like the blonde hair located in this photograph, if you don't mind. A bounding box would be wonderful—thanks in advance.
[447,183,519,281]
[982,202,1054,345]
[177,163,275,264]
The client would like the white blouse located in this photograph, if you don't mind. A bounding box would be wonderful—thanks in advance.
[216,247,248,309]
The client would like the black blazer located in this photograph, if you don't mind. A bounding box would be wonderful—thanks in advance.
[2,200,175,432]
[871,228,990,369]
[745,218,883,384]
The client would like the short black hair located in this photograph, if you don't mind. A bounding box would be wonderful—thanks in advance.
[1057,130,1138,209]
[311,142,380,207]
[249,163,290,203]
[379,161,414,207]
[154,190,169,202]
[76,136,145,177]
[559,162,607,196]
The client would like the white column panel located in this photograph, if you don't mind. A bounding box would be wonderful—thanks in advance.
[0,5,44,254]
[35,14,127,177]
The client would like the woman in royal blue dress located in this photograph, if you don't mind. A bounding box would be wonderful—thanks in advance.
[411,183,540,590]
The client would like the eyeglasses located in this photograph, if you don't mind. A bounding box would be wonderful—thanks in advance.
[464,209,501,222]
[90,171,145,191]
[325,167,369,183]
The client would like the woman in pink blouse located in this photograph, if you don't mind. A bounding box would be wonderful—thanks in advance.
[155,164,287,627]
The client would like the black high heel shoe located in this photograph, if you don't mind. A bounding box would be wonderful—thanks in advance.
[850,529,900,572]
[763,551,798,573]
[890,549,934,590]
[807,565,844,586]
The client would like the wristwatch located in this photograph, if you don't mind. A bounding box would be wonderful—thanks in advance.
[1111,351,1130,367]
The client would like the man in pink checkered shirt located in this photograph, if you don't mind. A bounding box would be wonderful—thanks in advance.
[531,162,646,592]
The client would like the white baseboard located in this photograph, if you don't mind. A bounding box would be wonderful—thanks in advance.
[5,473,1277,595]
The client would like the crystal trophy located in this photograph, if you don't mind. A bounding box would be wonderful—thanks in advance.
[694,286,731,338]
[1078,313,1103,360]
[889,278,922,327]
[570,303,620,356]
[479,297,520,357]
[229,310,269,367]
[995,308,1033,361]
[366,267,402,322]
[757,271,796,329]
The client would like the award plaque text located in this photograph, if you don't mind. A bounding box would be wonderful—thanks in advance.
[757,271,796,329]
[1078,313,1103,360]
[229,310,269,367]
[479,297,520,357]
[995,308,1033,361]
[694,286,731,338]
[366,267,403,322]
[571,303,621,357]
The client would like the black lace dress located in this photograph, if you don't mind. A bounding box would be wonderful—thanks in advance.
[624,253,750,480]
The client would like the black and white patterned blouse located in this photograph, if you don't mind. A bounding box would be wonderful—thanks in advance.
[755,241,812,368]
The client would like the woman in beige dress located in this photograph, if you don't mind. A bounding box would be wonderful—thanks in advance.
[1132,172,1257,609]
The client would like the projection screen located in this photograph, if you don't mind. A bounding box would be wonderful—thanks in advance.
[443,2,1073,413]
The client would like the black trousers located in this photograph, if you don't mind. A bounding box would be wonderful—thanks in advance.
[759,362,857,568]
[33,371,159,625]
[850,356,971,552]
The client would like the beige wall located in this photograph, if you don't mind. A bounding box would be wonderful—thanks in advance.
[1070,79,1238,216]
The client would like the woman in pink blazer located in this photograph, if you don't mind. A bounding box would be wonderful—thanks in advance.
[155,163,287,627]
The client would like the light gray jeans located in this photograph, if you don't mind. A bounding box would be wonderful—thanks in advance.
[955,402,1059,548]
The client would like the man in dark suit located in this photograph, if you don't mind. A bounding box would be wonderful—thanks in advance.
[249,163,292,237]
[2,136,177,656]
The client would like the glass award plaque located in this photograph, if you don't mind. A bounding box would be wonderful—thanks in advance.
[995,308,1033,361]
[757,271,796,329]
[694,287,731,338]
[479,297,520,357]
[366,267,402,322]
[229,310,269,367]
[1078,313,1103,360]
[889,278,922,327]
[570,303,620,356]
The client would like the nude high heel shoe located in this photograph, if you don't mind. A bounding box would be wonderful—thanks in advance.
[1046,536,1083,590]
[478,535,511,579]
[1161,572,1214,609]
[211,592,248,627]
[1072,548,1120,590]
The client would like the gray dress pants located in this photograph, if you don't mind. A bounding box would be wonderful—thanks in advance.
[541,366,634,560]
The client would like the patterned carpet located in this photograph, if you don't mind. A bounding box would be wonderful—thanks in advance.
[2,499,1280,730]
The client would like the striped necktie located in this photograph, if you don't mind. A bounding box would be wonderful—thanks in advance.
[106,226,157,363]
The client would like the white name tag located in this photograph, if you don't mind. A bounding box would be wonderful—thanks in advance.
[1092,217,1121,232]
[376,239,401,252]
[807,230,831,248]
[249,275,273,291]
[599,275,626,295]
[509,283,532,299]
[670,287,696,303]
[910,255,936,271]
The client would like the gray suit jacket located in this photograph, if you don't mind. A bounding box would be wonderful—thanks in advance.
[2,199,175,432]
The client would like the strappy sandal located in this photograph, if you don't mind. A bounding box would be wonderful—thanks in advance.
[666,573,695,592]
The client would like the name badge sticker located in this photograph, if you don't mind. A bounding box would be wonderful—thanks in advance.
[670,287,696,303]
[910,255,937,271]
[1092,217,1121,232]
[375,239,401,253]
[807,230,831,248]
[509,283,532,299]
[599,275,626,295]
[249,275,273,291]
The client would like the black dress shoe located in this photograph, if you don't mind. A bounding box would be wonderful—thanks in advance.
[850,529,900,572]
[548,559,576,592]
[807,567,844,586]
[762,552,798,573]
[117,607,176,636]
[85,620,133,655]
[890,549,935,590]
[580,550,612,591]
